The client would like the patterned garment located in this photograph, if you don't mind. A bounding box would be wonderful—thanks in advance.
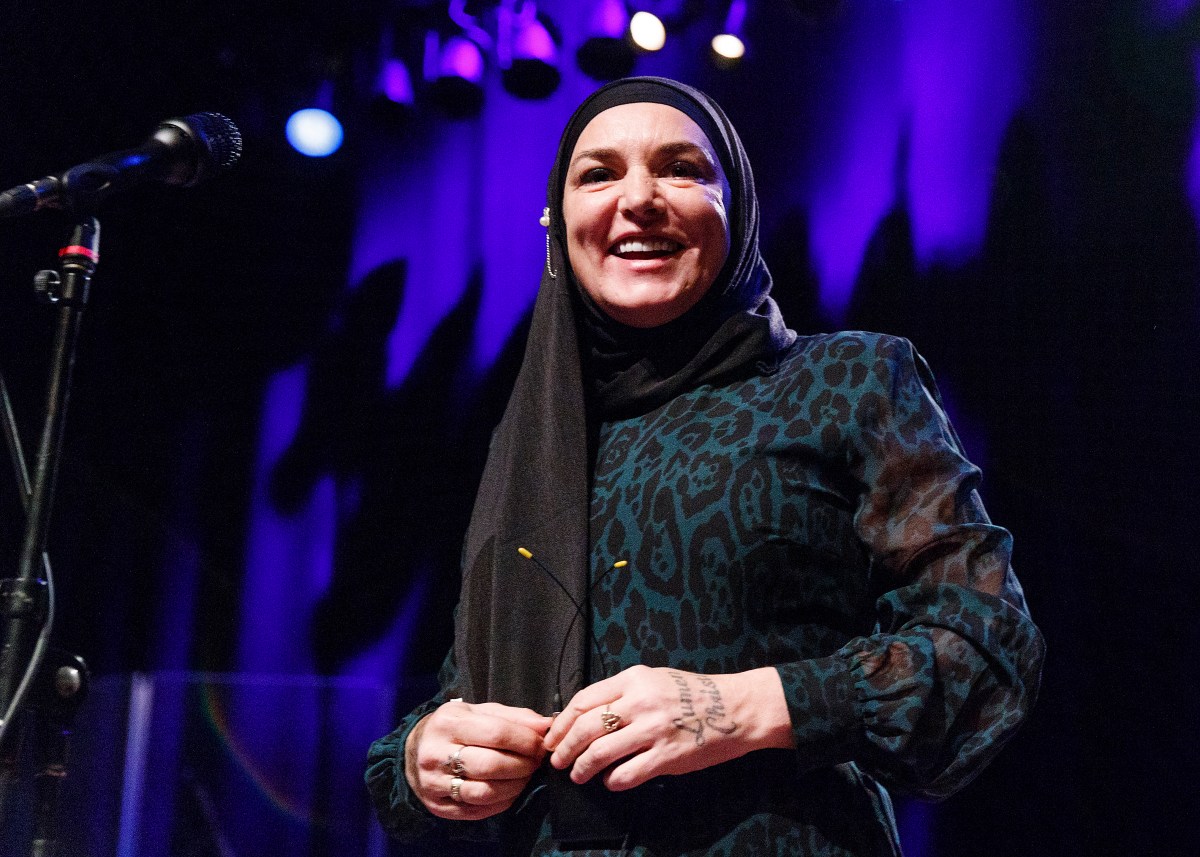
[366,331,1045,856]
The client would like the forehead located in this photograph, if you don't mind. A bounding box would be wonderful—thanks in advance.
[570,102,718,160]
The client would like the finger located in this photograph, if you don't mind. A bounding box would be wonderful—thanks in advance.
[442,744,544,782]
[428,773,529,810]
[464,717,549,759]
[600,750,659,792]
[444,711,550,759]
[553,704,634,776]
[426,788,522,822]
[473,702,555,734]
[544,679,623,751]
[568,718,651,784]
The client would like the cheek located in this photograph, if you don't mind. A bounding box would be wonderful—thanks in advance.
[563,197,607,261]
[701,199,731,269]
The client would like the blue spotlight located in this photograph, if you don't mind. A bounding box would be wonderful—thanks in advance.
[286,108,344,157]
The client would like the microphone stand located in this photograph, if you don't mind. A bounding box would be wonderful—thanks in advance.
[0,214,96,856]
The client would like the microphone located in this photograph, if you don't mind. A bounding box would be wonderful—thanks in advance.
[0,112,243,219]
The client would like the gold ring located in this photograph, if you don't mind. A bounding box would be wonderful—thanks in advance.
[449,776,464,802]
[600,707,622,733]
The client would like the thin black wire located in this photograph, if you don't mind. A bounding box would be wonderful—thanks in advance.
[517,549,624,709]
[519,548,637,855]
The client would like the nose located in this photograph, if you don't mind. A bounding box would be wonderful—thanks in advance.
[618,170,663,220]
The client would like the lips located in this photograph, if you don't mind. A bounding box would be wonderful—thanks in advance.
[610,238,684,259]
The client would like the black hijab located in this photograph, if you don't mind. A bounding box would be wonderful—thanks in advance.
[453,77,794,713]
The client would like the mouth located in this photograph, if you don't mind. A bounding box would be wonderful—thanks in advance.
[609,238,684,260]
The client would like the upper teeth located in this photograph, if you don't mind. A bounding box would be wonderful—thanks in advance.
[615,239,681,254]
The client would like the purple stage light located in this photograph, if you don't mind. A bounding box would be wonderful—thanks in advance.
[592,0,629,38]
[514,15,557,63]
[440,34,485,82]
[380,58,414,105]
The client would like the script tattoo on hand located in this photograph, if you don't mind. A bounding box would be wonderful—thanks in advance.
[668,671,738,746]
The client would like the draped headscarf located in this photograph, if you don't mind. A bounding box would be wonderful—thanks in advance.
[453,77,795,713]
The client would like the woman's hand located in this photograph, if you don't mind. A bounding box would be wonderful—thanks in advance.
[405,699,552,821]
[543,665,794,791]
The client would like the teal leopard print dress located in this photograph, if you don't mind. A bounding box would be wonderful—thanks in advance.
[367,331,1044,856]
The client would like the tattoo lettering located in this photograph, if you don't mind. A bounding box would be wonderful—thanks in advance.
[668,671,739,746]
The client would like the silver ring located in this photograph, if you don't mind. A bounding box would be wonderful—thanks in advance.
[600,707,622,733]
[445,746,467,777]
[449,776,464,803]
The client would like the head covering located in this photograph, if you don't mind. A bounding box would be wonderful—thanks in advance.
[453,77,795,712]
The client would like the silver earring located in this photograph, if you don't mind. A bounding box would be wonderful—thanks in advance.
[540,207,557,278]
[544,234,557,279]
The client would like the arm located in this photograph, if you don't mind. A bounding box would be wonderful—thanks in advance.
[778,335,1043,798]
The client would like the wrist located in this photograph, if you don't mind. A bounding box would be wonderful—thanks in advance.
[726,667,794,752]
[404,714,430,795]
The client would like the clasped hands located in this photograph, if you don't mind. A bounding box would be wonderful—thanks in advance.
[405,664,789,821]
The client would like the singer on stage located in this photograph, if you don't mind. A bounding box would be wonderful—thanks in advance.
[366,77,1044,856]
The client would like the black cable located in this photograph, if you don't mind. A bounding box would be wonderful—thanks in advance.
[516,547,625,709]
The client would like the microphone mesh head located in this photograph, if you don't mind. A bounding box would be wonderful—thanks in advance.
[186,112,243,171]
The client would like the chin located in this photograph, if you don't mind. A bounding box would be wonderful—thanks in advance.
[601,295,694,328]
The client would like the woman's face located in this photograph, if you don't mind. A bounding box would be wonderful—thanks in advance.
[562,102,731,328]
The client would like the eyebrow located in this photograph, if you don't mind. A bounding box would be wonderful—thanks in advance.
[570,140,717,170]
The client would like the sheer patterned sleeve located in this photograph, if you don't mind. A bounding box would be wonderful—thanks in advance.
[775,335,1044,800]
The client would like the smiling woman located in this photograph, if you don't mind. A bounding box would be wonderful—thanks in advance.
[563,102,732,328]
[366,77,1044,857]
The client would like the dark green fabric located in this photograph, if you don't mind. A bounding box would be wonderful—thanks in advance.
[366,331,1044,855]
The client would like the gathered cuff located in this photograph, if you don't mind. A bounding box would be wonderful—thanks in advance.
[365,706,441,842]
[774,654,863,771]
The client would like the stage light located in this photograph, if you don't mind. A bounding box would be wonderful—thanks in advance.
[379,57,415,106]
[629,11,666,52]
[576,0,636,80]
[369,53,415,130]
[286,108,343,157]
[711,34,745,60]
[498,1,561,99]
[711,0,747,66]
[426,31,486,118]
[372,24,415,111]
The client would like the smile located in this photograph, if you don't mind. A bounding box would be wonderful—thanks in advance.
[610,238,684,259]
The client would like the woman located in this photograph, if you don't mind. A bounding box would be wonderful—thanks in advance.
[366,77,1044,856]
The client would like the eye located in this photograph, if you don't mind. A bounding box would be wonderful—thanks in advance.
[667,160,703,179]
[580,166,614,184]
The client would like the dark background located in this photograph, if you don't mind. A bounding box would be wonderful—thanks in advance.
[1,0,1197,854]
